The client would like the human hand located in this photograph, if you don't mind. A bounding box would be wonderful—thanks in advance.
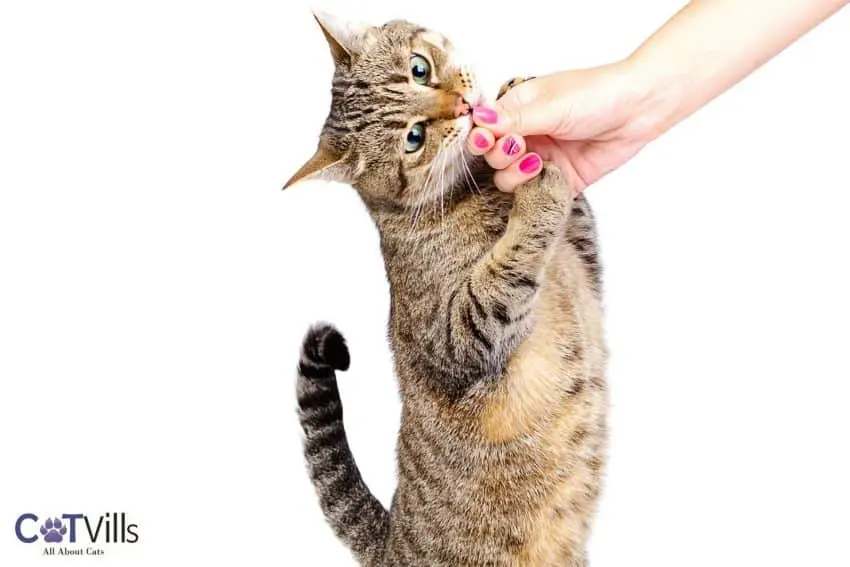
[467,61,657,193]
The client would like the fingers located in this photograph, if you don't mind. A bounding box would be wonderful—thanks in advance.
[493,153,543,193]
[466,83,549,193]
[467,128,530,172]
[485,134,525,170]
[466,127,495,156]
[472,77,545,137]
[466,126,540,192]
[471,105,513,138]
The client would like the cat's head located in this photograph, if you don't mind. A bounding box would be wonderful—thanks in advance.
[284,12,483,211]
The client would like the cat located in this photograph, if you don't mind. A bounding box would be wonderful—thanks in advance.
[285,11,608,567]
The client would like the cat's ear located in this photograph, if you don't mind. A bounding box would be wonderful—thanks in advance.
[282,144,352,189]
[312,10,373,67]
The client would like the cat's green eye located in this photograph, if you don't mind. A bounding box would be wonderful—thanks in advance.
[405,123,426,153]
[410,54,431,85]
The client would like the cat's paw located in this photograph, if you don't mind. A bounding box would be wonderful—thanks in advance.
[514,162,573,220]
[497,76,537,100]
[523,162,572,202]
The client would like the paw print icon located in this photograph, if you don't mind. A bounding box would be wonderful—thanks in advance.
[40,518,67,543]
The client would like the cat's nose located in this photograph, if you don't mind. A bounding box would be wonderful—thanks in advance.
[455,96,471,118]
[427,91,470,121]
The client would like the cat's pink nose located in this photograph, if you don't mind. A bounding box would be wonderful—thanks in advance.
[455,97,471,118]
[427,92,472,121]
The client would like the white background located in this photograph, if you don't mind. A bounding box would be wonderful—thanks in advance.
[1,1,849,565]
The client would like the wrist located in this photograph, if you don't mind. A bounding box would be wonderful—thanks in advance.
[620,50,686,144]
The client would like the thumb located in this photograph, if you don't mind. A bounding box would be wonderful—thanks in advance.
[495,78,561,137]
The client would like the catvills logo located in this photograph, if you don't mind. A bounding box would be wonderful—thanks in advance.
[15,513,139,556]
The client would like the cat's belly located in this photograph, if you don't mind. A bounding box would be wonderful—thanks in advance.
[389,414,605,567]
[390,382,606,567]
[479,245,606,442]
[389,244,608,566]
[476,247,607,565]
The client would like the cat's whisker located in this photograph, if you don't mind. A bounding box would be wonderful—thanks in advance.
[441,144,454,220]
[412,161,434,230]
[430,146,445,219]
[410,144,443,233]
[438,144,448,225]
[410,128,477,233]
[459,151,478,196]
[449,152,463,215]
[459,150,471,186]
[427,145,445,210]
[447,152,458,209]
[439,149,445,224]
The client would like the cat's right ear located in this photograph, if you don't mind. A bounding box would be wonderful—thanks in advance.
[282,144,351,190]
[312,10,373,67]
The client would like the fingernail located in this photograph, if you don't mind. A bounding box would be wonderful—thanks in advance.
[473,105,498,124]
[519,154,541,174]
[474,133,489,149]
[502,136,520,156]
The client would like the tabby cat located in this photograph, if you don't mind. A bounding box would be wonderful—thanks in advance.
[285,11,608,567]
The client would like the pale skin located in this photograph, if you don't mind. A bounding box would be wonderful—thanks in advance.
[468,0,850,193]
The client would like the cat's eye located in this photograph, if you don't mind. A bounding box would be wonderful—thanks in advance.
[410,54,431,85]
[405,123,426,153]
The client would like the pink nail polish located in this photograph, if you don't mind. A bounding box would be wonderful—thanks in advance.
[474,133,489,149]
[502,137,520,156]
[519,154,541,174]
[473,106,498,124]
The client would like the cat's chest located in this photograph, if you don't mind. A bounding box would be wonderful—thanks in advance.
[386,214,504,306]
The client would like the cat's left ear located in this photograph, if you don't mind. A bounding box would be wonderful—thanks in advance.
[282,144,352,189]
[312,10,375,67]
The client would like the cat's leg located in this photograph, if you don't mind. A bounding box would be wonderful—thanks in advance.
[441,163,572,394]
[567,194,603,295]
[495,74,602,296]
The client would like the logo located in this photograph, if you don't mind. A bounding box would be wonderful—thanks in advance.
[15,513,139,557]
[40,518,68,543]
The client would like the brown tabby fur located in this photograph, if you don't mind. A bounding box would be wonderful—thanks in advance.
[288,12,608,567]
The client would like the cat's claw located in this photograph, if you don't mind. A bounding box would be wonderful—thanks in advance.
[497,76,537,100]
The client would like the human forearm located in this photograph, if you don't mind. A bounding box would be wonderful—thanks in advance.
[472,0,848,191]
[631,0,849,140]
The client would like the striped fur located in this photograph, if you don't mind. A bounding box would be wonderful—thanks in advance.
[297,324,390,566]
[288,14,608,566]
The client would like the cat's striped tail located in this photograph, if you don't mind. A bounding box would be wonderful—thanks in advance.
[296,323,390,566]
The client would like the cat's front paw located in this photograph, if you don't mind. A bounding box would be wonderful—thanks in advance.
[514,162,573,221]
[520,162,572,203]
